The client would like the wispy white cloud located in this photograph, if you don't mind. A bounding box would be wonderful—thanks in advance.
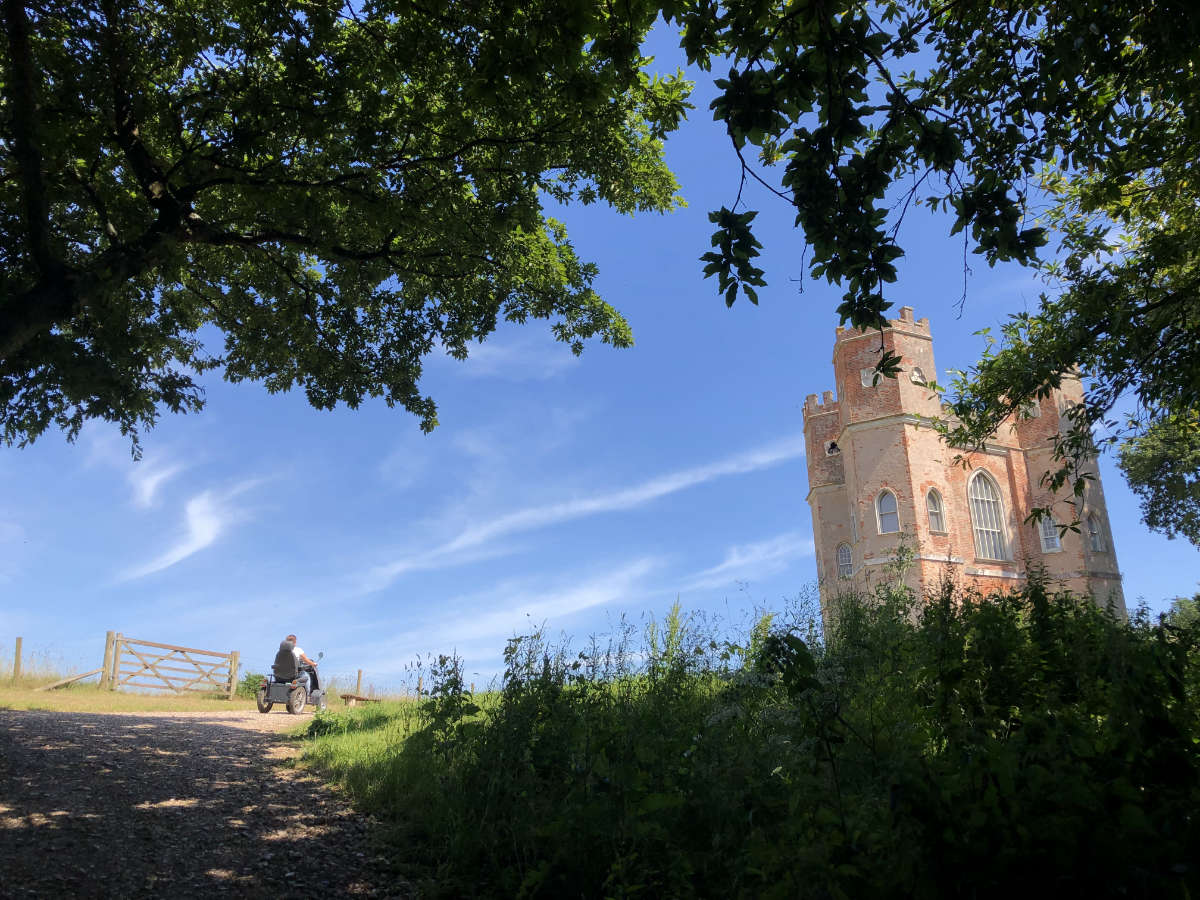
[680,531,815,592]
[82,428,133,471]
[431,557,658,646]
[80,431,189,508]
[446,333,580,381]
[120,480,259,581]
[354,558,660,676]
[128,458,186,508]
[355,542,519,594]
[363,435,806,591]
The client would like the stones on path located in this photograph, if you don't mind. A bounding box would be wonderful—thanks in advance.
[0,709,410,898]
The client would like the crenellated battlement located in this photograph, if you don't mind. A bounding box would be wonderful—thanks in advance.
[803,389,839,418]
[834,305,930,342]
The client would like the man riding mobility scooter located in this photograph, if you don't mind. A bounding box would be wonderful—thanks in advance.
[256,639,326,714]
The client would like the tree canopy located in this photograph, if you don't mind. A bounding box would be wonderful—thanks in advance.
[670,0,1200,523]
[8,0,1200,528]
[1118,413,1200,549]
[1,0,687,450]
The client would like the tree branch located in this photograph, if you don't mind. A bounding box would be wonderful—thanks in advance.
[3,0,58,275]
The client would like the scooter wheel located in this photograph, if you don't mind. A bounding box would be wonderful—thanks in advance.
[256,688,273,714]
[287,685,308,714]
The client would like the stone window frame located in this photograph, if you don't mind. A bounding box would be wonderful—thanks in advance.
[860,367,880,388]
[926,488,947,533]
[876,489,900,534]
[967,471,1010,561]
[1087,513,1106,552]
[836,543,853,578]
[1038,516,1062,553]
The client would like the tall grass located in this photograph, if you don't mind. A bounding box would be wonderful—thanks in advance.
[0,644,77,690]
[302,576,1200,898]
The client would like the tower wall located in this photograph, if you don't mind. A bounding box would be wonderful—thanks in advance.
[803,307,1126,623]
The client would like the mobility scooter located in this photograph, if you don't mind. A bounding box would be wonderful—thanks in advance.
[256,640,326,714]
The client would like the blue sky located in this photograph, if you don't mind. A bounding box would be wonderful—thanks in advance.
[2,29,1197,690]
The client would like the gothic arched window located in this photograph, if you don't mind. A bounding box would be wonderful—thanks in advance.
[1087,514,1105,552]
[926,489,946,533]
[968,473,1009,560]
[836,543,853,578]
[876,490,900,534]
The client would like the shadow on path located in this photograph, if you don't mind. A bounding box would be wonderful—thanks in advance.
[0,710,408,898]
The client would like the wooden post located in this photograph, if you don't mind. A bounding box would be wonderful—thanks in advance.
[470,682,475,695]
[100,631,116,690]
[417,674,423,697]
[110,633,123,691]
[12,637,21,683]
[227,650,240,700]
[355,669,363,696]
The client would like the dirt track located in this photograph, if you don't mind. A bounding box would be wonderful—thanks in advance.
[0,709,410,898]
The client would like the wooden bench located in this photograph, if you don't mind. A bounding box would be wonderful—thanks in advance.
[339,693,381,708]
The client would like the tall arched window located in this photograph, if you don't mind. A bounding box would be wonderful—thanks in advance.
[1087,514,1105,551]
[876,490,899,534]
[968,473,1009,560]
[1039,517,1061,552]
[836,543,853,578]
[926,489,946,532]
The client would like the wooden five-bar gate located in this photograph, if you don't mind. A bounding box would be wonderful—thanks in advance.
[100,631,240,699]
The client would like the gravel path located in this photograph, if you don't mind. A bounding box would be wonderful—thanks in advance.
[0,709,410,898]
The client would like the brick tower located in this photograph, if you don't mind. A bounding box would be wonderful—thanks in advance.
[803,307,1124,622]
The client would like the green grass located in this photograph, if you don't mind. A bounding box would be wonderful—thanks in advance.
[0,651,257,712]
[0,682,259,712]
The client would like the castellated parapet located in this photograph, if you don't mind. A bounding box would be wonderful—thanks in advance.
[804,307,1124,625]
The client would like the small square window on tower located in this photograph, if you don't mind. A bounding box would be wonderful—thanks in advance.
[860,367,879,388]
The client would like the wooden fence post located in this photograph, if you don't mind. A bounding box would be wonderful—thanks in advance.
[12,637,21,683]
[355,669,363,696]
[417,674,423,697]
[110,633,123,690]
[227,650,240,700]
[100,631,116,690]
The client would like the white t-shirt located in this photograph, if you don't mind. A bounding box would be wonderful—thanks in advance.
[292,645,307,666]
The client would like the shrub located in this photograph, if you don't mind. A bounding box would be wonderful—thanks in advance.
[304,581,1200,898]
[235,672,267,699]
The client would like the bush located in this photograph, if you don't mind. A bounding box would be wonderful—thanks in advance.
[235,671,267,699]
[304,582,1200,898]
